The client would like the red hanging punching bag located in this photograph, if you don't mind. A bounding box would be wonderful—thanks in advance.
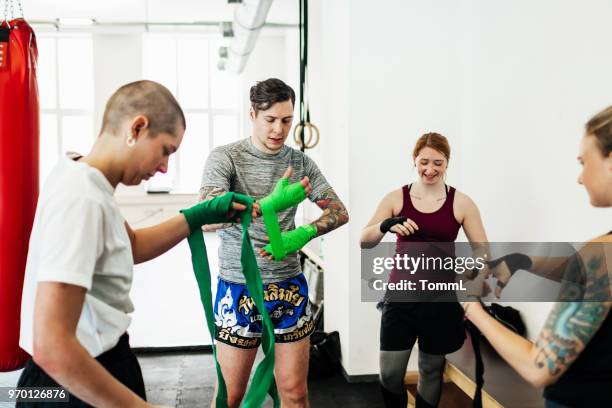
[0,18,39,372]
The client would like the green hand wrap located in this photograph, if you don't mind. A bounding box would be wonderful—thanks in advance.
[260,178,307,213]
[263,224,317,258]
[259,178,308,261]
[181,192,235,233]
[181,192,280,408]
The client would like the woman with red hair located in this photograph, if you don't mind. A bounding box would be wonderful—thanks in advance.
[361,132,489,407]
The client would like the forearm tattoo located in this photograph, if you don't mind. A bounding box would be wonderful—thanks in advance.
[312,188,349,236]
[198,186,232,230]
[534,250,611,377]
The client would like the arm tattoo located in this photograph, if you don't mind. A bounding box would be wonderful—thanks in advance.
[198,186,232,231]
[534,248,611,377]
[311,188,349,236]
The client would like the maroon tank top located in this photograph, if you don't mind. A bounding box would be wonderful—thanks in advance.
[389,184,461,289]
[397,184,461,242]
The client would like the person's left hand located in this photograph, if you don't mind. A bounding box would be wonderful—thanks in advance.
[281,166,313,197]
[462,297,485,320]
[461,273,489,320]
[488,259,513,298]
[462,271,492,299]
[252,202,261,218]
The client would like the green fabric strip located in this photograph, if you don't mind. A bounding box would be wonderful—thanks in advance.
[181,191,234,232]
[261,199,285,261]
[259,178,309,262]
[181,193,280,408]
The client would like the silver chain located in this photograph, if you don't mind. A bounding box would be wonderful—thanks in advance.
[17,0,23,18]
[3,1,9,22]
[9,0,14,19]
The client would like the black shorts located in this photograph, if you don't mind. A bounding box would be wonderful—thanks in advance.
[16,333,146,407]
[380,302,466,355]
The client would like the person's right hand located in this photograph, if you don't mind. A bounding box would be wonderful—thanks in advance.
[259,224,317,261]
[380,216,419,236]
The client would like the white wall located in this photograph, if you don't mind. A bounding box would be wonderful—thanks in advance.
[239,32,292,139]
[306,0,355,373]
[456,0,611,242]
[310,0,612,376]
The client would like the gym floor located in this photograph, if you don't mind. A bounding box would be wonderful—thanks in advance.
[0,351,383,408]
[139,350,384,407]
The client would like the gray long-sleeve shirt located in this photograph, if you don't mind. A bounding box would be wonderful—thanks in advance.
[200,137,331,283]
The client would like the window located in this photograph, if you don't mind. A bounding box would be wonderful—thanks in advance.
[143,34,242,194]
[36,32,241,194]
[38,34,94,185]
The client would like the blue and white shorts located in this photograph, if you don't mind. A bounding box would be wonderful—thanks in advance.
[213,273,315,349]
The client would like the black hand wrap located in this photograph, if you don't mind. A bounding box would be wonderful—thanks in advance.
[488,253,533,288]
[380,216,408,233]
[487,253,533,274]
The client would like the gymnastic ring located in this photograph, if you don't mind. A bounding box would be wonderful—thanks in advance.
[293,123,313,147]
[293,122,320,149]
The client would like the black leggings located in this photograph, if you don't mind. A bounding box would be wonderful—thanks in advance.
[16,333,146,407]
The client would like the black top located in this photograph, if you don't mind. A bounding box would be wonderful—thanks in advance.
[543,231,612,406]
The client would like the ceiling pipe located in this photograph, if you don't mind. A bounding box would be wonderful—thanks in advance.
[28,19,294,30]
[219,0,274,73]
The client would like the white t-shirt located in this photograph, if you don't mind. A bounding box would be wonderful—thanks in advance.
[20,157,134,358]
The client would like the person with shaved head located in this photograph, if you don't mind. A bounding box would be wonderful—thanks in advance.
[17,80,249,407]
